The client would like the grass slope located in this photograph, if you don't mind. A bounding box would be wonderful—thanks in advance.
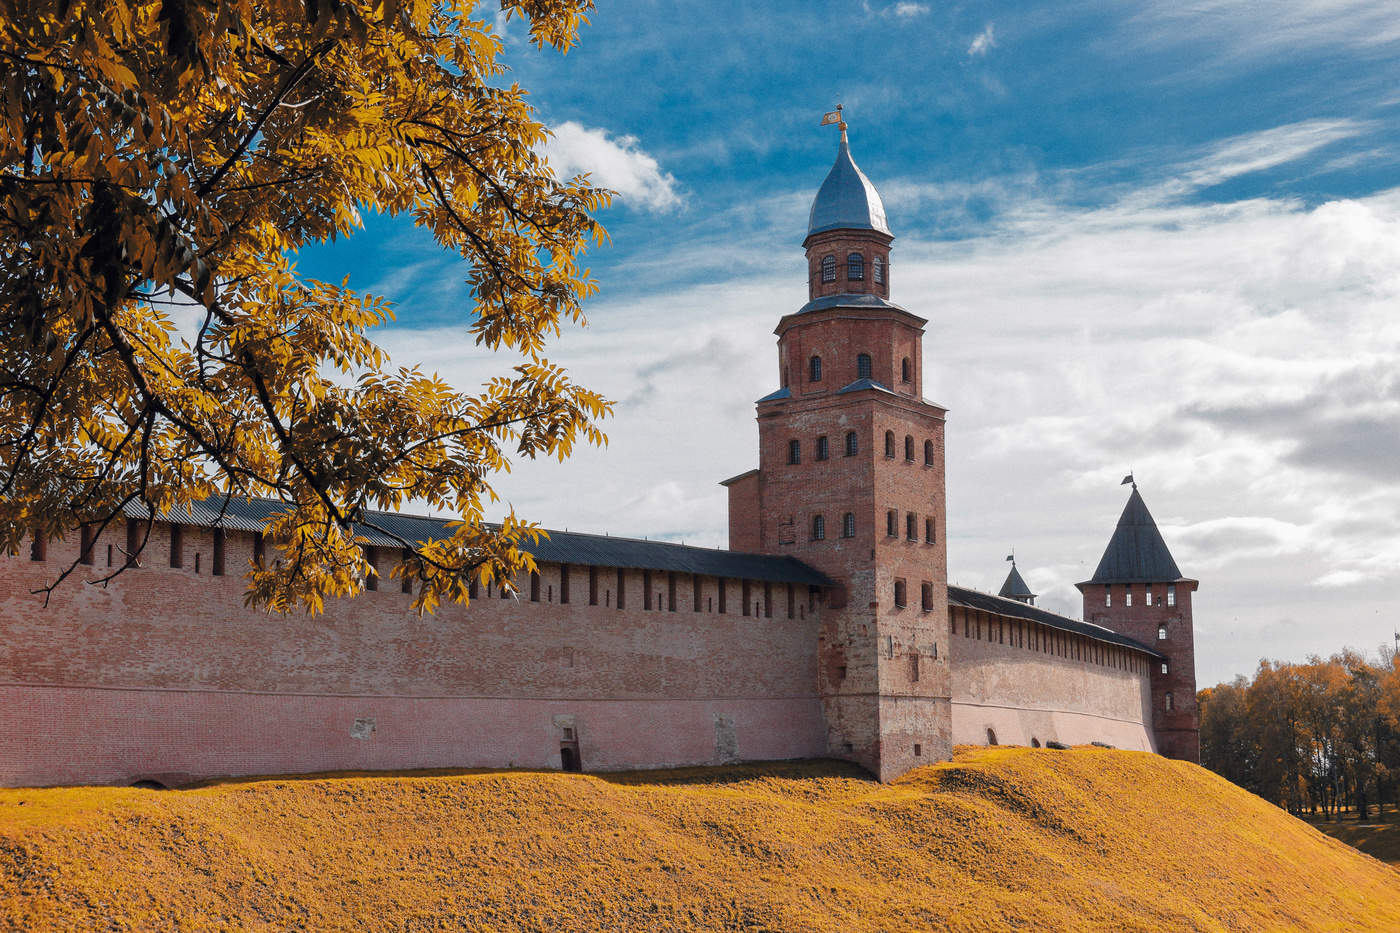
[2,747,1397,932]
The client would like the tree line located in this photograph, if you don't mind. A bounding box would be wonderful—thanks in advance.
[1199,649,1400,820]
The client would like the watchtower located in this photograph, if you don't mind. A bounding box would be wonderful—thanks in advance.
[722,121,950,779]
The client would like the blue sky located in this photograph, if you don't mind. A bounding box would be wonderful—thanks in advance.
[298,1,1400,687]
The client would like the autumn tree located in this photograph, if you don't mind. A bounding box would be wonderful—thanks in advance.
[0,0,613,612]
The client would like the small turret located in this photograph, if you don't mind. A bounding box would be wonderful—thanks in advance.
[998,558,1036,606]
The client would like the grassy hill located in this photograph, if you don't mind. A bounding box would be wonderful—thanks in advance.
[3,747,1397,932]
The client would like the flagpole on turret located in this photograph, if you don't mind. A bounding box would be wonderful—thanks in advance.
[821,104,847,141]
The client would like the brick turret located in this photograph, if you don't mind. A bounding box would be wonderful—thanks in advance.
[1077,485,1200,762]
[722,126,950,780]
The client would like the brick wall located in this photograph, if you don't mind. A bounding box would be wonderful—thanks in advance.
[948,605,1155,751]
[0,524,828,786]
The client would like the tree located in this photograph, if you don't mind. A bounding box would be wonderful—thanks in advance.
[0,0,612,613]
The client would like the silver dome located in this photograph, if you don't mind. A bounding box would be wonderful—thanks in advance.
[806,133,891,239]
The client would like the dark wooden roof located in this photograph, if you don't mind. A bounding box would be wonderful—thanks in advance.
[948,585,1163,658]
[124,497,834,587]
[1085,487,1184,584]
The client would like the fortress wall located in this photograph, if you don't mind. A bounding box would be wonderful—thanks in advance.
[948,606,1155,752]
[0,523,826,786]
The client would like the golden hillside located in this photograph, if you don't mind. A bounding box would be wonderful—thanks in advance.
[2,747,1396,932]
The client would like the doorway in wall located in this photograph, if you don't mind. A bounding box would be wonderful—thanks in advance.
[560,739,582,772]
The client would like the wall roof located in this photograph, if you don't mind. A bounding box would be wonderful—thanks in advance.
[948,585,1164,659]
[123,497,834,586]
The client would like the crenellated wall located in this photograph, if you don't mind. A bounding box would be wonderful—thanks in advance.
[948,606,1156,752]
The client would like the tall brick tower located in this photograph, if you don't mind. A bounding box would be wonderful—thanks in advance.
[722,122,950,780]
[1077,484,1201,762]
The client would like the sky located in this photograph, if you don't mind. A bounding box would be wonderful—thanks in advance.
[296,0,1400,688]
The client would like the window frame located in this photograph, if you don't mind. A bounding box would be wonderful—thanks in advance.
[845,431,858,456]
[821,254,836,283]
[787,439,801,465]
[811,514,826,541]
[809,355,822,383]
[857,353,872,380]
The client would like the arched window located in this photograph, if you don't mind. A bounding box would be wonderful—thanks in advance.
[844,431,858,456]
[904,435,914,461]
[1161,661,1169,675]
[842,513,856,538]
[811,515,825,541]
[893,579,906,607]
[901,358,910,383]
[787,439,801,465]
[809,355,822,382]
[886,510,897,536]
[923,439,934,465]
[925,517,935,543]
[1158,624,1168,640]
[857,353,872,380]
[873,254,885,285]
[821,255,836,282]
[847,252,864,281]
[884,430,895,457]
[986,728,998,746]
[921,582,933,611]
[1165,692,1175,711]
[815,435,829,461]
[906,513,917,540]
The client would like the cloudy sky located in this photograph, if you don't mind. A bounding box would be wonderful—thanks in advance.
[299,1,1400,687]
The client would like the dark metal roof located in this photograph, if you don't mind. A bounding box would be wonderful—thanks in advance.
[836,377,894,395]
[1085,487,1184,584]
[948,585,1163,658]
[806,133,891,239]
[998,563,1036,600]
[757,387,791,402]
[123,496,835,586]
[793,293,911,316]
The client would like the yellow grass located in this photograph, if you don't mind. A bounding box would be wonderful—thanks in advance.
[3,747,1397,932]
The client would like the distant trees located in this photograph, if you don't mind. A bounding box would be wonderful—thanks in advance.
[1200,650,1400,820]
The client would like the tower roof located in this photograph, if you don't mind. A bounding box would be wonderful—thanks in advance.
[806,132,890,240]
[1086,487,1184,584]
[998,563,1036,601]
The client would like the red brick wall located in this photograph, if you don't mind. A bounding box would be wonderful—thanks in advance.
[0,524,829,786]
[948,605,1156,751]
[1081,581,1200,762]
[803,230,894,302]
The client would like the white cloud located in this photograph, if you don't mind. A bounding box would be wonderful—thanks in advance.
[893,3,929,18]
[543,122,682,212]
[967,23,996,58]
[1130,0,1400,59]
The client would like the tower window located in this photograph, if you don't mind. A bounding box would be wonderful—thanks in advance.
[1167,583,1176,607]
[810,355,822,382]
[886,510,897,536]
[364,544,377,590]
[788,439,801,465]
[873,254,885,285]
[924,439,934,465]
[857,353,872,380]
[893,578,907,607]
[816,435,829,461]
[904,435,914,461]
[842,513,855,538]
[1105,588,1112,607]
[906,513,917,540]
[532,571,542,602]
[30,534,44,562]
[821,254,836,282]
[212,528,225,576]
[170,524,183,569]
[921,582,933,611]
[79,524,95,566]
[884,431,895,458]
[901,358,911,383]
[1165,692,1174,711]
[1158,624,1167,640]
[925,517,935,543]
[1161,661,1169,675]
[847,252,864,281]
[845,431,858,456]
[1126,590,1133,607]
[811,515,826,541]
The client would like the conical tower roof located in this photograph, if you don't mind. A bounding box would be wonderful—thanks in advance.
[998,563,1036,603]
[1087,487,1183,584]
[806,131,890,240]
